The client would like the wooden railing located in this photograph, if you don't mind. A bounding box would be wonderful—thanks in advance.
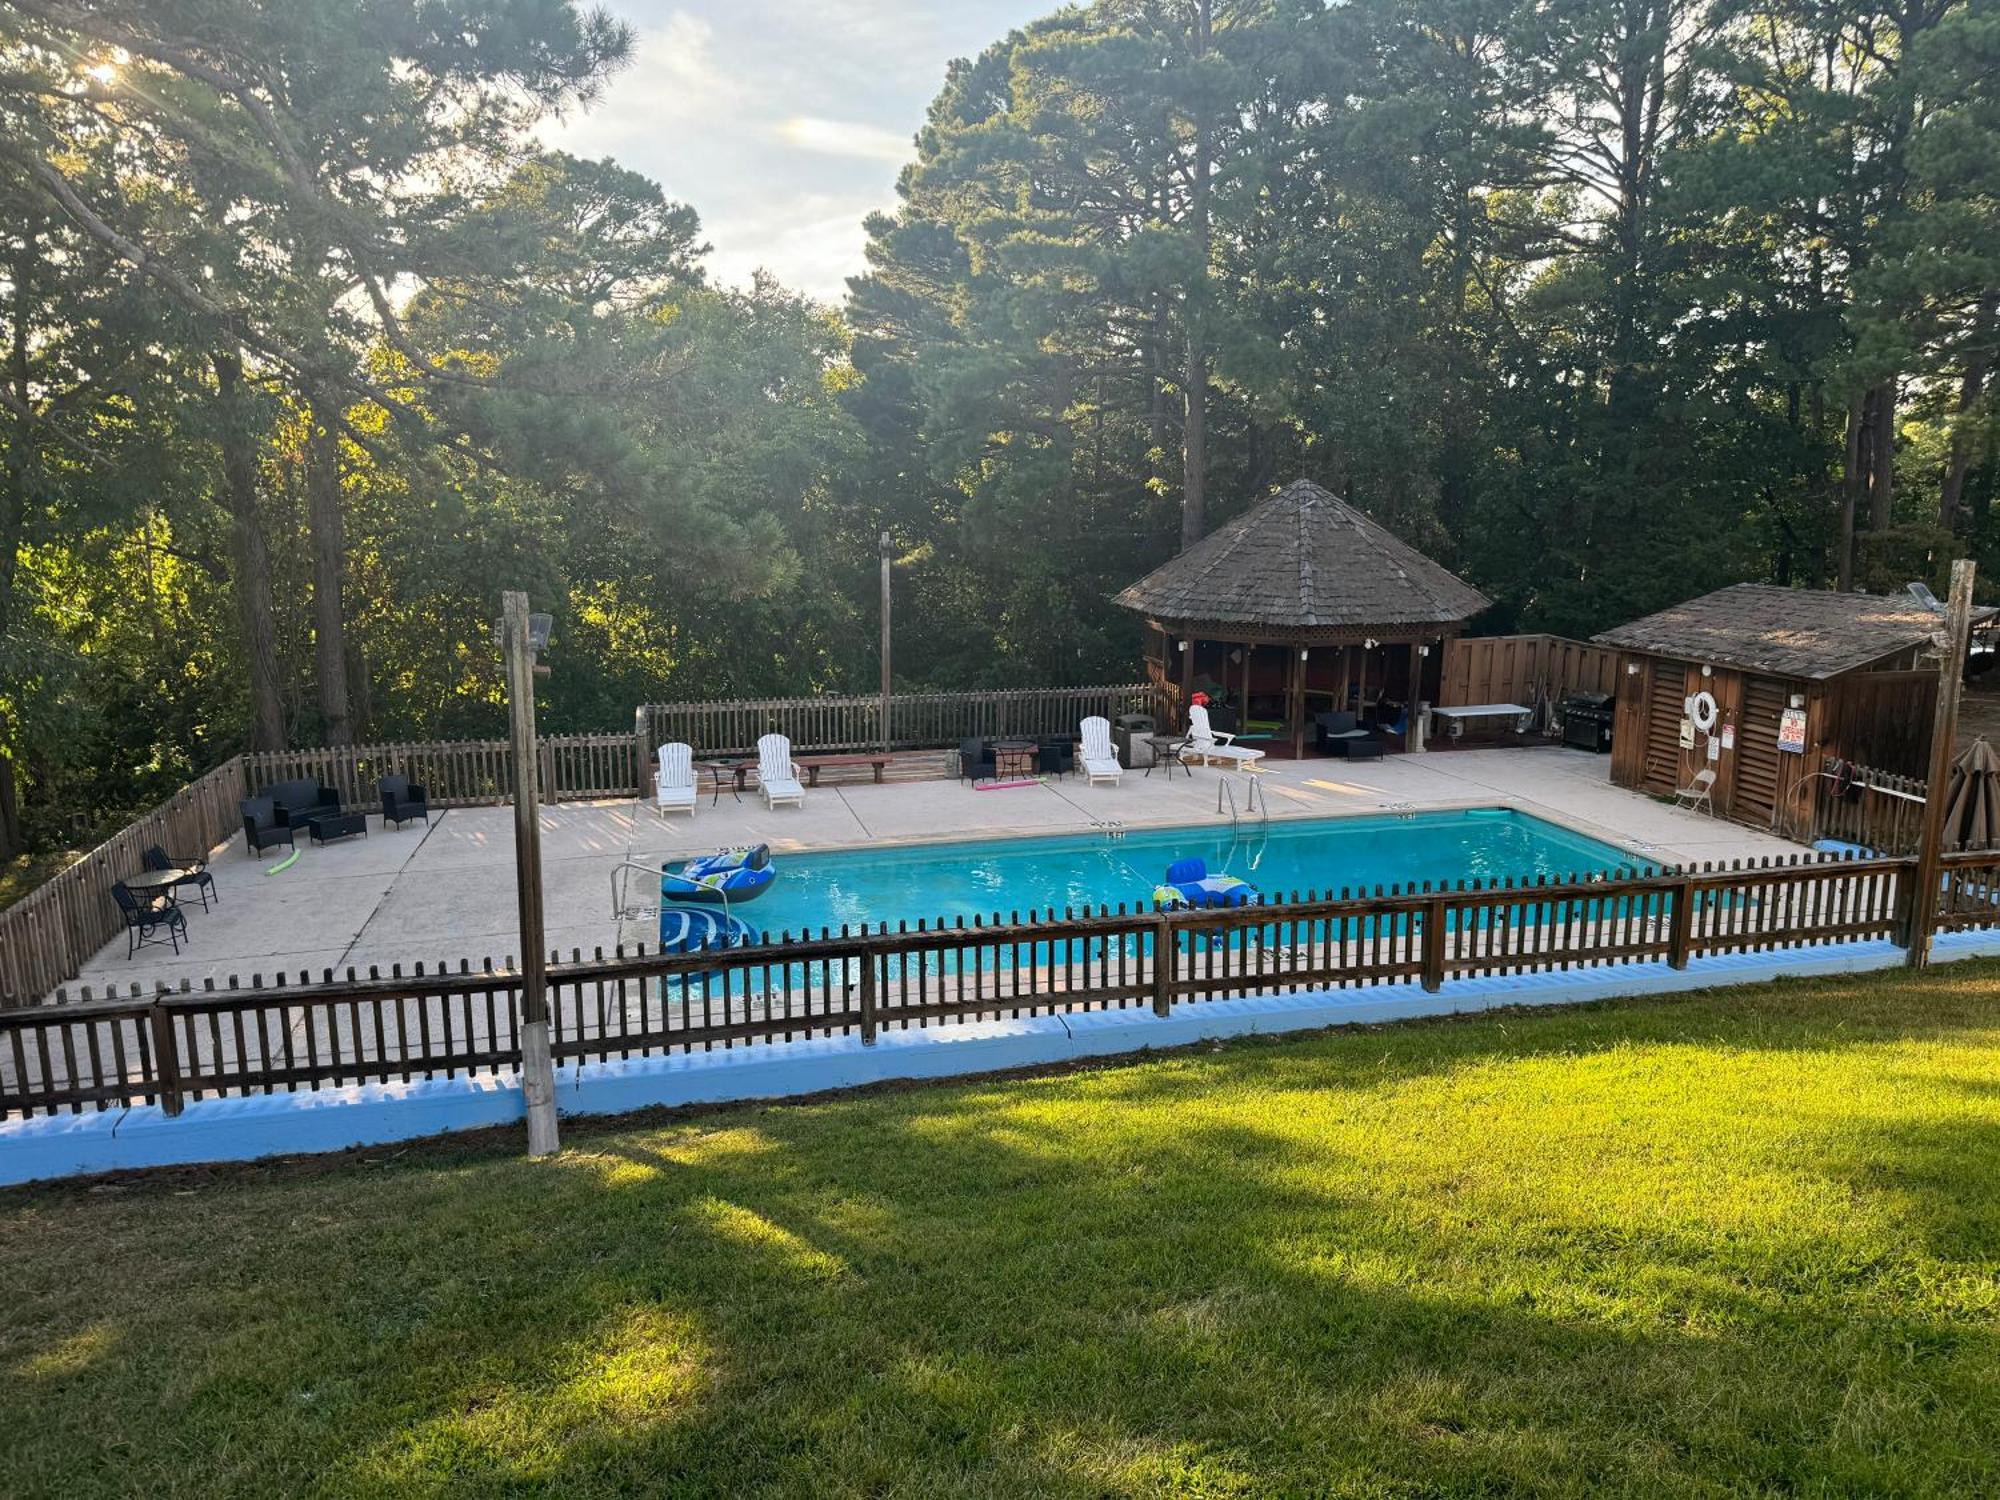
[638,683,1167,757]
[9,851,1991,1120]
[0,761,249,1010]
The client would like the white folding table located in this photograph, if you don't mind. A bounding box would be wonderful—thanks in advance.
[1428,703,1535,739]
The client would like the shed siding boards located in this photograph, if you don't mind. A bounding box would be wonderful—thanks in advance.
[1734,676,1789,829]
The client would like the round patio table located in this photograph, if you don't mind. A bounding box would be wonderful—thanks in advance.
[123,866,194,905]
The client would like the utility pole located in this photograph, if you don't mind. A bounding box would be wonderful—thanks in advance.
[501,590,560,1154]
[879,530,893,755]
[1907,558,1977,968]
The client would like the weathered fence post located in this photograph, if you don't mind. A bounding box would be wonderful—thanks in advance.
[858,941,878,1046]
[1667,872,1697,969]
[147,999,184,1117]
[632,706,649,799]
[1152,912,1175,1017]
[1421,895,1447,992]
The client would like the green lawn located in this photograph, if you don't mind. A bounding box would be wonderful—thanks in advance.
[6,965,2000,1497]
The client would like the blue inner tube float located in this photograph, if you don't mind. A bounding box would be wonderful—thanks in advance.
[663,844,775,905]
[657,905,761,954]
[1151,856,1257,911]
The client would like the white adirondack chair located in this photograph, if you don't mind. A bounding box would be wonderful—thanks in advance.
[1180,703,1265,769]
[1079,716,1122,786]
[757,733,805,808]
[654,741,697,816]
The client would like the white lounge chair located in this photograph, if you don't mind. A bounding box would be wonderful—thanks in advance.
[1673,766,1716,816]
[1080,716,1122,786]
[757,733,805,808]
[654,741,697,817]
[1179,704,1266,770]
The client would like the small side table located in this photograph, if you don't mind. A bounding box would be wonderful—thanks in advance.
[1144,734,1190,778]
[991,740,1037,783]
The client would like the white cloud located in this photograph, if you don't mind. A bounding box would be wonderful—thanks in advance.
[541,1,1047,300]
[774,116,912,164]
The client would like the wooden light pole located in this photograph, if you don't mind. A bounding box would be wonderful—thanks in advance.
[879,530,893,754]
[501,590,560,1155]
[1907,558,1977,968]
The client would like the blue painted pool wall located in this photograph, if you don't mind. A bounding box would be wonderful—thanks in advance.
[5,929,1995,1187]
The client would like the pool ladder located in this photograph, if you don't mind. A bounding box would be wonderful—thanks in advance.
[611,859,663,921]
[1217,775,1267,833]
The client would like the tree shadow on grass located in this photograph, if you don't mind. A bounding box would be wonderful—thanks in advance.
[7,967,2000,1495]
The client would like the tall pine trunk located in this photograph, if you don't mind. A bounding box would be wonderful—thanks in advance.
[1179,0,1212,552]
[1867,379,1895,531]
[213,351,286,751]
[1940,296,1994,534]
[305,396,352,745]
[0,216,39,858]
[1837,389,1866,590]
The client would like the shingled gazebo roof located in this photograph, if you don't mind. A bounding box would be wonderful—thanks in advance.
[1593,583,1992,680]
[1114,479,1491,636]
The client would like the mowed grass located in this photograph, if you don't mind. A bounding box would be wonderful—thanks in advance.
[6,966,2000,1497]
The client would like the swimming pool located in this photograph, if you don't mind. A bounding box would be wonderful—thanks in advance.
[725,808,1650,939]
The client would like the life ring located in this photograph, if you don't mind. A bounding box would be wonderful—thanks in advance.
[1687,691,1718,734]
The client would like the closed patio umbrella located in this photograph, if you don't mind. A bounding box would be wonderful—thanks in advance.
[1942,736,2000,852]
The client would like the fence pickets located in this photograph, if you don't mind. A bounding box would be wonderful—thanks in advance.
[4,850,1996,1120]
[0,685,1170,1007]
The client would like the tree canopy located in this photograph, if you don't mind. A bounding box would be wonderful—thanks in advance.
[0,0,1994,869]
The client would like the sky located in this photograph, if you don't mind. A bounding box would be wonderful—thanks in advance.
[541,1,1046,302]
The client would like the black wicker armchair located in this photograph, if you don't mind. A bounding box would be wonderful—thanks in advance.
[378,774,431,829]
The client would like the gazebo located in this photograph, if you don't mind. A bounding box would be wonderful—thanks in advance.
[1115,479,1492,758]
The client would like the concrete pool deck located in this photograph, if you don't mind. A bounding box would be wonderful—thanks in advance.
[59,747,1799,999]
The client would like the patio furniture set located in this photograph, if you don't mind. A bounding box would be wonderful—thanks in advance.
[240,774,430,856]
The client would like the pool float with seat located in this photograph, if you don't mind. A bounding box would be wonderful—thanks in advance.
[663,844,775,905]
[1151,856,1258,910]
[657,906,761,961]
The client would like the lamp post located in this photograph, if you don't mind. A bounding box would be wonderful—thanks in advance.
[879,530,893,754]
[500,590,560,1156]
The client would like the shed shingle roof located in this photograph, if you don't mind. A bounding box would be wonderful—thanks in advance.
[1591,583,1986,680]
[1113,480,1490,632]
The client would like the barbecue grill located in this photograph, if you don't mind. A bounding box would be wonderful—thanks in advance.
[1560,691,1615,753]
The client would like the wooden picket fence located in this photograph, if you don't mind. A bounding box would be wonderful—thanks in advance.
[0,761,250,1010]
[638,683,1166,758]
[6,849,1997,1120]
[1809,761,1930,856]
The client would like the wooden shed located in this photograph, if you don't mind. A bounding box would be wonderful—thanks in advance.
[1115,480,1491,757]
[1593,585,1984,838]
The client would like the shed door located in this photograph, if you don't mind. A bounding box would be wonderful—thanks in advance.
[1643,661,1693,796]
[1733,676,1788,829]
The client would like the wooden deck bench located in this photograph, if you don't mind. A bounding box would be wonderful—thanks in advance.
[794,752,895,787]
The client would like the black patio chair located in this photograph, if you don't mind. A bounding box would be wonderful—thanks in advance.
[112,881,187,959]
[240,796,294,857]
[1036,736,1075,778]
[378,774,431,829]
[143,843,217,912]
[958,736,996,783]
[1314,711,1372,755]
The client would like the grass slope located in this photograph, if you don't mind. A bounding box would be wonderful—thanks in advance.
[4,964,2000,1497]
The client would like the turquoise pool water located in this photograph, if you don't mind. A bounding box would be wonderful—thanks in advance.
[729,808,1650,939]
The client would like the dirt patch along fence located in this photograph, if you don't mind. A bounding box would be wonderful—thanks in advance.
[8,850,1994,1120]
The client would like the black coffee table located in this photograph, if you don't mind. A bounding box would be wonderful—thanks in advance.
[309,810,368,845]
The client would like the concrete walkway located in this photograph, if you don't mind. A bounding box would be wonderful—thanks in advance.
[61,748,1797,999]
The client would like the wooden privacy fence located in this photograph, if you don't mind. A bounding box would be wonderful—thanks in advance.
[639,683,1166,758]
[0,760,249,1010]
[1440,634,1620,710]
[8,850,1995,1120]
